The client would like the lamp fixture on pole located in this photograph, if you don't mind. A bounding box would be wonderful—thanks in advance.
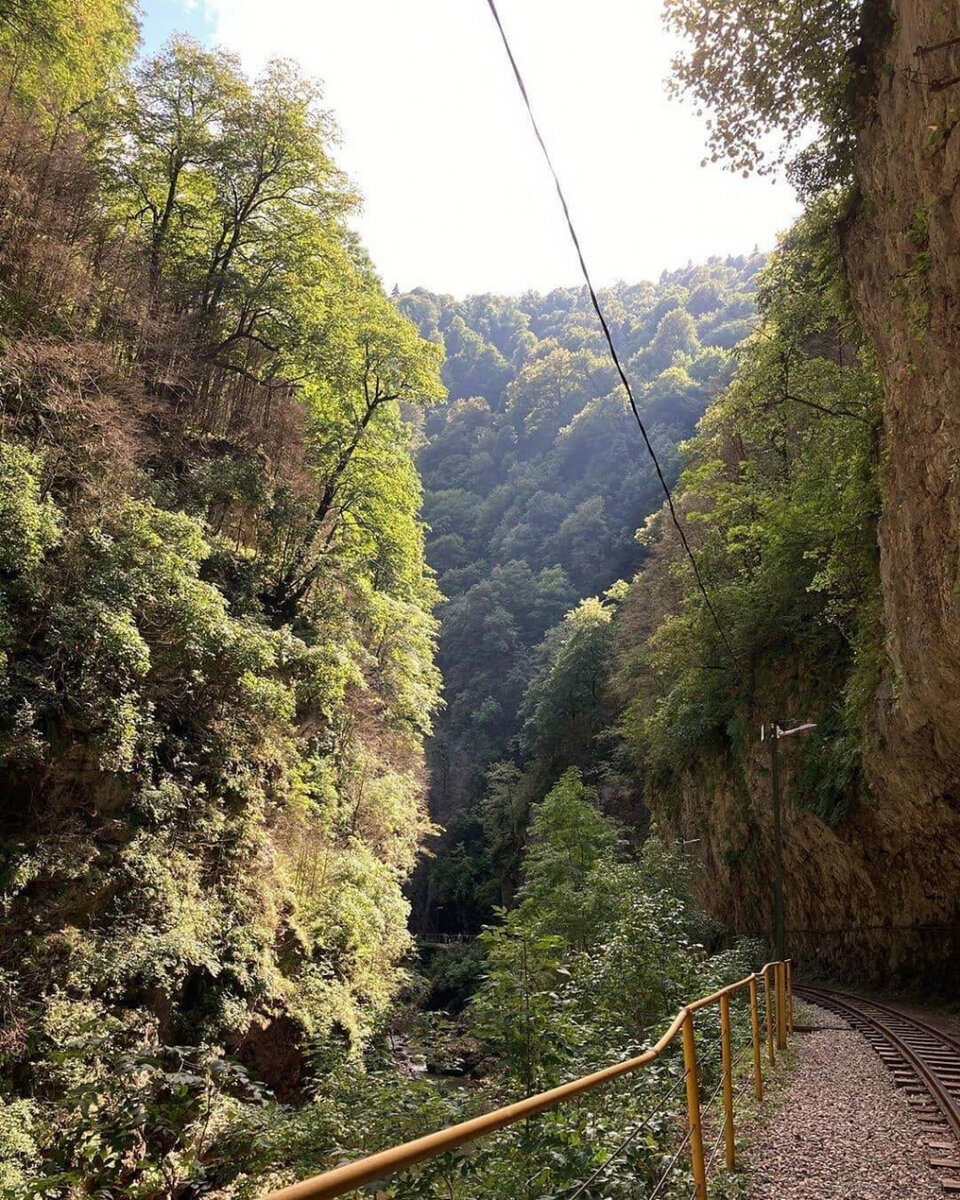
[760,719,817,961]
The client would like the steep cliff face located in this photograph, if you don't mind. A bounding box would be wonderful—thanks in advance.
[668,670,959,987]
[842,0,960,977]
[642,1,960,986]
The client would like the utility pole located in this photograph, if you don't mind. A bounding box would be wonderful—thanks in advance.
[769,718,785,962]
[762,719,817,962]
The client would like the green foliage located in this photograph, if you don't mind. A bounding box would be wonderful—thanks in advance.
[206,784,759,1198]
[0,0,137,117]
[618,197,883,821]
[0,11,443,1194]
[520,596,616,770]
[0,444,60,570]
[512,770,618,947]
[419,940,487,1011]
[219,787,755,1200]
[0,1099,40,1194]
[462,778,758,1197]
[664,0,877,193]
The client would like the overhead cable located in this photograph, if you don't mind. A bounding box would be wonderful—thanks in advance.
[484,0,743,682]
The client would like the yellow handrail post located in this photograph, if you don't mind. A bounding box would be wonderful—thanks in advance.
[776,962,787,1050]
[786,959,794,1034]
[681,1008,708,1200]
[719,992,735,1169]
[264,964,790,1200]
[748,974,763,1101]
[763,965,776,1066]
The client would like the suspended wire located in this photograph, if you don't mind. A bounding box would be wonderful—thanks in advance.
[704,1051,756,1176]
[647,1125,694,1200]
[701,1043,752,1115]
[705,1120,727,1175]
[483,0,744,684]
[564,1068,689,1200]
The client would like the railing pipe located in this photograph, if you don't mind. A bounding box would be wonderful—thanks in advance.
[264,961,792,1200]
[681,1008,708,1200]
[719,992,735,1169]
[263,1010,687,1200]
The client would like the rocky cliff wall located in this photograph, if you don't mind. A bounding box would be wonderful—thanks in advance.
[670,0,960,988]
[842,0,960,981]
[659,659,958,989]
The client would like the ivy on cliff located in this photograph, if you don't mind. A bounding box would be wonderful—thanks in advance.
[617,196,883,824]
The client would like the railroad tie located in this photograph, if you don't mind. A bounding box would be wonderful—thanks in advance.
[795,986,960,1196]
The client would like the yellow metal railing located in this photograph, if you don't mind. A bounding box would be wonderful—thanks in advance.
[265,959,794,1200]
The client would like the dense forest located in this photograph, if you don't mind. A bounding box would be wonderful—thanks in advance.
[399,266,764,934]
[0,3,449,1193]
[2,0,958,1195]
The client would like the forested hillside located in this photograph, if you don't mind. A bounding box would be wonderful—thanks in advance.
[3,0,959,1194]
[399,267,763,931]
[0,5,445,1192]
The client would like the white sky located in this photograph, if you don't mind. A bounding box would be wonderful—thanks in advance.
[155,0,799,295]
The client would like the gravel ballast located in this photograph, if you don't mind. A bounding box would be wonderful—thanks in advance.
[741,1003,946,1199]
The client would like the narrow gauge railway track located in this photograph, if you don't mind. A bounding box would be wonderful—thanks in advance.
[796,985,960,1194]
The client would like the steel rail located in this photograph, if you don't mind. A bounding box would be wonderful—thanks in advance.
[264,962,790,1200]
[803,989,960,1056]
[795,985,960,1144]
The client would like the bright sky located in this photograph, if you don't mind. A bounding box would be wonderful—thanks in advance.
[140,1,799,296]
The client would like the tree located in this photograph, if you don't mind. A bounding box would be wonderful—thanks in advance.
[0,0,137,118]
[514,770,619,948]
[663,0,880,192]
[643,307,700,372]
[520,597,615,771]
[110,37,243,288]
[264,290,444,621]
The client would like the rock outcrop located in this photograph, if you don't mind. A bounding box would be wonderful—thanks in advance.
[843,0,960,983]
[653,1,960,987]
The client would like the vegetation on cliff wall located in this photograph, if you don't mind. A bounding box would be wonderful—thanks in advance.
[0,7,443,1193]
[624,0,959,979]
[618,197,883,826]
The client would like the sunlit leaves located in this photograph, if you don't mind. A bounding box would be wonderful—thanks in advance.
[0,15,445,1191]
[619,197,882,816]
[664,0,864,191]
[0,0,137,119]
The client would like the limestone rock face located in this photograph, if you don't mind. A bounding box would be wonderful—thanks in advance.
[849,0,960,758]
[655,1,960,985]
[843,0,960,978]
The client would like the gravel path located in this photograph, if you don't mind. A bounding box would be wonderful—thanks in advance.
[741,1003,946,1199]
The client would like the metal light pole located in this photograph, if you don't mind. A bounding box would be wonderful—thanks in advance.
[762,719,817,962]
[769,720,785,962]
